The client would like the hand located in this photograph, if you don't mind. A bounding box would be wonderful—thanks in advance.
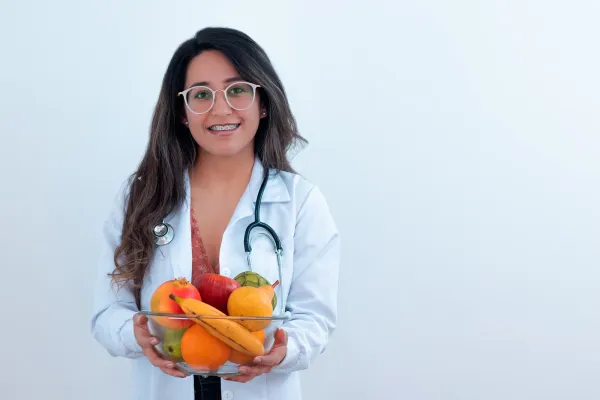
[224,328,288,383]
[133,313,188,378]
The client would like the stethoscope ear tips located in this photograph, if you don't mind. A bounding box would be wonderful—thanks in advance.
[153,222,174,245]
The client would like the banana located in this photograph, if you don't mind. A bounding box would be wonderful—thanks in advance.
[169,294,265,357]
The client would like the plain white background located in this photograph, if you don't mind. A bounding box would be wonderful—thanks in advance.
[1,1,599,399]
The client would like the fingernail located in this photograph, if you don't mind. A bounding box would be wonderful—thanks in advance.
[254,357,262,363]
[167,362,174,368]
[239,367,249,374]
[151,338,158,345]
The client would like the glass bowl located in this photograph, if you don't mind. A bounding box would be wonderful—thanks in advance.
[139,310,290,377]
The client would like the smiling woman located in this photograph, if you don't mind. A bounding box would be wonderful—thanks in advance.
[180,51,265,157]
[90,26,340,400]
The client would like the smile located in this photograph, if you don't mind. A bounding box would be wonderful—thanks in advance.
[208,123,241,132]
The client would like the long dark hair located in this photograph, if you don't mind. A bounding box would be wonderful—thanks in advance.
[110,27,307,308]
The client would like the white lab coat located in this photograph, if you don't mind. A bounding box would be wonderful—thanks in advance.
[90,157,340,400]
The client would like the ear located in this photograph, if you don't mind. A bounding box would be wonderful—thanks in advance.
[180,116,189,127]
[260,107,267,119]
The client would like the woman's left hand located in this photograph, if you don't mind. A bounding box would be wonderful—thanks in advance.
[224,328,288,383]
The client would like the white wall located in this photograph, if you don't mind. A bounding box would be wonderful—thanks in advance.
[1,1,598,399]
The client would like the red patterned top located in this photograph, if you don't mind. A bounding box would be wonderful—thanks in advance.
[190,207,219,290]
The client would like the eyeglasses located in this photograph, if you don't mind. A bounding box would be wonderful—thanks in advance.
[178,81,261,115]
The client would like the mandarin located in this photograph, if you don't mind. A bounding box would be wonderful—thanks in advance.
[180,324,231,371]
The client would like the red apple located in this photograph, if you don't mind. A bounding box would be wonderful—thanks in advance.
[194,273,241,314]
[150,277,202,329]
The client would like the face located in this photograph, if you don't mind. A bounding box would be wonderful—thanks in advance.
[181,50,266,158]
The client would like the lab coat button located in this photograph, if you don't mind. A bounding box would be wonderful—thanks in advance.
[222,390,234,399]
[222,267,231,277]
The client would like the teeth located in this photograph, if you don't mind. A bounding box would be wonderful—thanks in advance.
[209,124,239,131]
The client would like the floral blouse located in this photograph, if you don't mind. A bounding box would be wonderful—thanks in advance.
[190,207,219,290]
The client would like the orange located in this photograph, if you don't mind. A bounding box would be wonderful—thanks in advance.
[180,324,231,371]
[228,330,265,365]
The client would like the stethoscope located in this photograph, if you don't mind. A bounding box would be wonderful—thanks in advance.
[152,173,286,315]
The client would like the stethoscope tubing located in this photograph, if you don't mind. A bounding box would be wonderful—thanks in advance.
[153,172,287,316]
[244,172,282,252]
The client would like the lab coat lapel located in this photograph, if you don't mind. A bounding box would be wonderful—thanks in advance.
[228,160,261,228]
[228,157,291,229]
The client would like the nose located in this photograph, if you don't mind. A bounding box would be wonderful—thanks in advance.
[210,89,232,116]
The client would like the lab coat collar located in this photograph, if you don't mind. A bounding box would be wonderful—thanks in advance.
[247,156,291,205]
[229,157,291,228]
[170,156,290,219]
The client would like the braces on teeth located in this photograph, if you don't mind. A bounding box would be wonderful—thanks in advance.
[210,124,238,131]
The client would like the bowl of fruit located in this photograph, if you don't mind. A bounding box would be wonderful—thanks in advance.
[140,271,289,377]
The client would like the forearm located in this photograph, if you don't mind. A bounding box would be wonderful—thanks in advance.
[91,300,143,359]
[273,222,340,373]
[274,310,336,373]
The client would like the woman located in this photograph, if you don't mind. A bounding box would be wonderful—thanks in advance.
[90,27,340,400]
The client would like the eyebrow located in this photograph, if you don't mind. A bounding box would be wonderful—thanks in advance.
[188,76,244,88]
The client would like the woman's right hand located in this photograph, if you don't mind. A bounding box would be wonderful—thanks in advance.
[133,313,188,378]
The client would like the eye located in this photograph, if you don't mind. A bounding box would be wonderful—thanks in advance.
[193,89,212,100]
[227,83,251,96]
[188,87,212,101]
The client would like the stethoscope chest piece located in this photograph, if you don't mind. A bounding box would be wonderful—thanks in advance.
[153,222,174,245]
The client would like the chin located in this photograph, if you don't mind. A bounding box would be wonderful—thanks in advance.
[200,140,254,158]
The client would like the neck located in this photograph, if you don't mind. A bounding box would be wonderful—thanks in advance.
[190,148,255,189]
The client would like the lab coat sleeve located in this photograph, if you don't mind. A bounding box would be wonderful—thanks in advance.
[273,185,340,373]
[90,178,144,359]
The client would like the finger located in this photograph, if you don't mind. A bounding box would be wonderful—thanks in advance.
[133,315,158,345]
[239,365,272,376]
[274,328,288,345]
[136,331,159,348]
[159,366,188,378]
[133,321,158,346]
[134,315,153,336]
[141,347,163,367]
[224,375,254,383]
[253,347,286,367]
[142,347,174,370]
[134,313,148,326]
[261,329,287,355]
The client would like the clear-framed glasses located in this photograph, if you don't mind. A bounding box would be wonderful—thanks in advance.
[178,81,261,115]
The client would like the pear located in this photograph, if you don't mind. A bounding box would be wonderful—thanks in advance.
[162,328,186,362]
[234,271,278,310]
[227,280,279,332]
